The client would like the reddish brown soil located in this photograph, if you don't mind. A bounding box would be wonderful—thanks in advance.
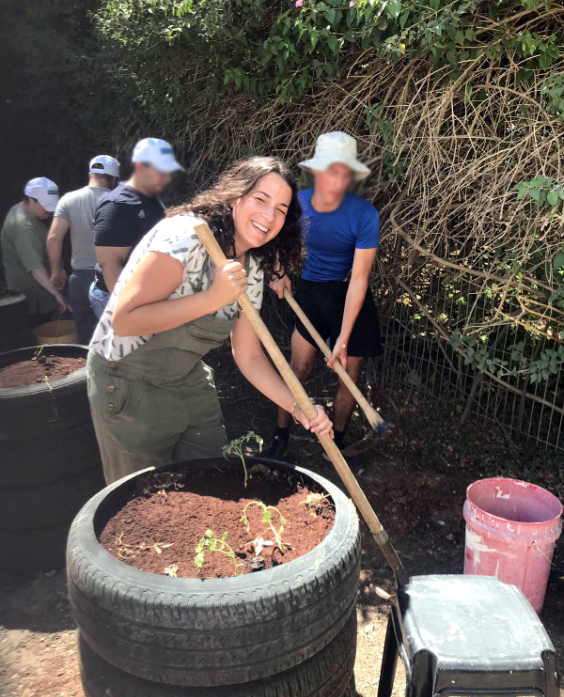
[0,355,86,388]
[100,466,335,579]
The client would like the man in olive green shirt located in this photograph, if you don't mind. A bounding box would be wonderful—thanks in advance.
[1,177,68,317]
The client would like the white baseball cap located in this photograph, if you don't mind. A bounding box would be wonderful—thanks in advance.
[131,138,184,174]
[89,155,120,178]
[24,177,60,212]
[299,132,371,181]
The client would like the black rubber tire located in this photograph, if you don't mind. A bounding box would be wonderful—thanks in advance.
[0,344,90,440]
[0,292,33,352]
[0,523,70,574]
[67,457,361,688]
[0,466,105,530]
[0,343,104,576]
[0,421,102,487]
[78,613,357,697]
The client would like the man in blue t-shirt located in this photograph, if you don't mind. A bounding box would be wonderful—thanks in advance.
[267,132,382,473]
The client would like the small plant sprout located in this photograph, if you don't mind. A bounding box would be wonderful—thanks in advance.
[164,564,179,578]
[240,501,287,554]
[299,492,331,519]
[114,532,173,559]
[143,471,185,496]
[194,530,239,577]
[138,541,174,554]
[222,431,264,487]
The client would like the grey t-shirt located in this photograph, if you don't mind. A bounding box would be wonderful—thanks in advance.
[54,186,110,270]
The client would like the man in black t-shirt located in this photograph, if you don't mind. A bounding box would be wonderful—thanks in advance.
[89,138,184,319]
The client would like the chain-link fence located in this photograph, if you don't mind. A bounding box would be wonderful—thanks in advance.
[261,265,564,452]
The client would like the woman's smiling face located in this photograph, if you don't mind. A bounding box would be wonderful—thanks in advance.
[231,173,293,254]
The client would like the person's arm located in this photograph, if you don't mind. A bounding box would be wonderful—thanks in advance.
[327,247,378,369]
[14,224,69,310]
[31,267,69,311]
[112,251,247,337]
[47,216,70,290]
[269,259,293,299]
[231,311,333,437]
[95,246,131,293]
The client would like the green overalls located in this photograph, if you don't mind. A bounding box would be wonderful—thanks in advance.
[87,257,246,485]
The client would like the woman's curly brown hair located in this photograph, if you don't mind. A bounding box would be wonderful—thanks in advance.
[167,157,302,278]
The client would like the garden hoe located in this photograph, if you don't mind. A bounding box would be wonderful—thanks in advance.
[194,222,408,587]
[283,288,391,456]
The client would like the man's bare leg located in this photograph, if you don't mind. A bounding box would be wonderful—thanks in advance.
[333,356,363,436]
[276,328,319,428]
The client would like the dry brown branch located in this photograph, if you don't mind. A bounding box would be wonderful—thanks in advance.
[127,35,564,422]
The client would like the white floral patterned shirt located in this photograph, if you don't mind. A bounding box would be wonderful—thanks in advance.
[90,214,264,361]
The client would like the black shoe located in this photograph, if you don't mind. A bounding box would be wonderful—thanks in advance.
[265,434,289,461]
[323,446,365,475]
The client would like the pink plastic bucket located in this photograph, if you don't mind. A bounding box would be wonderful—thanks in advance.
[463,477,562,613]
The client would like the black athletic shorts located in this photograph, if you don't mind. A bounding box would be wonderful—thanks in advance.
[293,278,382,358]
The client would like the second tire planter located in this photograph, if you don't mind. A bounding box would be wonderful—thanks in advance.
[0,344,105,573]
[67,457,361,693]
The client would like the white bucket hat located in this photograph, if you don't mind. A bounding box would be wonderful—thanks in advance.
[299,131,370,181]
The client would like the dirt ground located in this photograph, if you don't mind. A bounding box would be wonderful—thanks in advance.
[1,343,562,696]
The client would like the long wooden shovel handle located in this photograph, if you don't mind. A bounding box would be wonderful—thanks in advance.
[194,223,408,586]
[283,289,390,436]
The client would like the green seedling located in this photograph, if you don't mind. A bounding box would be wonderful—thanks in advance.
[240,500,287,554]
[222,431,264,487]
[194,529,239,577]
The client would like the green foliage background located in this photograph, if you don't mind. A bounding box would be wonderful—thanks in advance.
[2,0,564,438]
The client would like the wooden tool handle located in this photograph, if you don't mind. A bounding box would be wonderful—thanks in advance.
[283,289,386,430]
[194,223,408,585]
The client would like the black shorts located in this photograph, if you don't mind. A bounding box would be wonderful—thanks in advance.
[293,278,382,358]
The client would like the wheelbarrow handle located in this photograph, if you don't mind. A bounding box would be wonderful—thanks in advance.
[194,222,408,586]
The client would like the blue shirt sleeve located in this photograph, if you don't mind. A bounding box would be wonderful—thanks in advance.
[355,204,380,249]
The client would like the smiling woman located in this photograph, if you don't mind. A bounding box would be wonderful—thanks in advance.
[167,157,303,279]
[86,157,335,485]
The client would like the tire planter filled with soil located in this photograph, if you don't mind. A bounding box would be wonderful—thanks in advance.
[0,345,90,438]
[67,457,360,691]
[0,344,104,574]
[0,289,32,352]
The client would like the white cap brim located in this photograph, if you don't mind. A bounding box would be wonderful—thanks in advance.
[133,155,184,174]
[34,195,59,212]
[299,154,370,181]
[154,160,185,174]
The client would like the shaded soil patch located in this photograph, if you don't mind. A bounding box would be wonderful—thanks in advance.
[100,465,335,578]
[0,355,86,388]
